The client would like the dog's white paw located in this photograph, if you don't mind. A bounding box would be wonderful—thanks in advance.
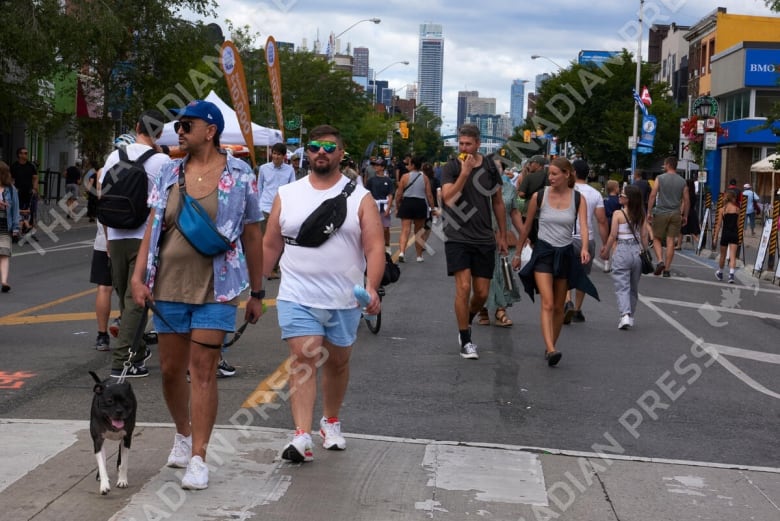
[100,483,111,495]
[116,478,128,488]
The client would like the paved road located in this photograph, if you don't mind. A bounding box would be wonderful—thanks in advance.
[0,216,778,520]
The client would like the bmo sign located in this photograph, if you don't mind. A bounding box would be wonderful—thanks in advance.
[744,49,780,87]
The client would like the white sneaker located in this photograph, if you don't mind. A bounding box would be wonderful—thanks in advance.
[166,433,192,468]
[181,455,208,490]
[628,315,635,327]
[618,314,631,330]
[416,256,424,262]
[282,432,313,462]
[319,417,347,450]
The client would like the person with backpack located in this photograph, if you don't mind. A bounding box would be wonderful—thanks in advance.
[98,110,169,378]
[441,124,507,360]
[512,158,597,367]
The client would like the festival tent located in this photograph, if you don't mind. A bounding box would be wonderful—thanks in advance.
[157,91,283,147]
[750,153,779,209]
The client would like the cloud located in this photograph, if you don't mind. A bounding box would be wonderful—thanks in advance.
[203,0,777,128]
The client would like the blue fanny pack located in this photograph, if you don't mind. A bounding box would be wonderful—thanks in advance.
[175,165,231,257]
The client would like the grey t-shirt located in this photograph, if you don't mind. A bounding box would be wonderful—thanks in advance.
[653,172,686,214]
[441,158,501,244]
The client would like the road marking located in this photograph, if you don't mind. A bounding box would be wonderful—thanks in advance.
[640,296,780,400]
[14,239,94,257]
[643,296,780,321]
[242,360,289,408]
[0,288,97,323]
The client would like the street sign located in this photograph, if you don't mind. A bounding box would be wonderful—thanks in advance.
[698,170,707,183]
[704,132,718,150]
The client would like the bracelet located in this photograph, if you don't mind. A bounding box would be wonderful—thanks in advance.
[250,289,265,299]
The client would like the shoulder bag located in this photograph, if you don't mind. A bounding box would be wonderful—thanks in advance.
[175,163,232,256]
[621,210,653,274]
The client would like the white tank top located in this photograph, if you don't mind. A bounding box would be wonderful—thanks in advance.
[277,175,370,309]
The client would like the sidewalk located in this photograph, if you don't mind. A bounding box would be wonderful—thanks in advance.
[1,419,777,521]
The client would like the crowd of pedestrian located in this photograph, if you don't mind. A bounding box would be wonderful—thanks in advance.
[4,102,771,490]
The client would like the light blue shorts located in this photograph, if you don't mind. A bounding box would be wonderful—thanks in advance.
[152,301,237,334]
[277,300,362,347]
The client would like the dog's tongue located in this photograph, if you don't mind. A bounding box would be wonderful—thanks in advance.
[111,419,125,430]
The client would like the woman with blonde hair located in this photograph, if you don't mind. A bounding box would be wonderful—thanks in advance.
[512,157,597,366]
[0,161,21,293]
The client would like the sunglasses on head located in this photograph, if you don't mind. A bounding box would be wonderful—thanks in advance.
[307,140,338,154]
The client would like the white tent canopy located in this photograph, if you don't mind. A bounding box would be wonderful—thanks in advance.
[750,153,779,173]
[158,91,283,147]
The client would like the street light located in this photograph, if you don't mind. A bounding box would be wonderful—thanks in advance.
[531,54,565,71]
[373,60,410,106]
[335,17,381,39]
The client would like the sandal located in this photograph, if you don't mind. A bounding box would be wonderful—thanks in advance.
[477,308,490,326]
[494,309,513,327]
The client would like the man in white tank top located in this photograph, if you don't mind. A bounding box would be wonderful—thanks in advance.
[262,125,385,463]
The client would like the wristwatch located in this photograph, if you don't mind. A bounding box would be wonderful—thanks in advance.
[250,289,265,299]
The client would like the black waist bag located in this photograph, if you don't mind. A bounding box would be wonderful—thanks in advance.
[284,180,357,247]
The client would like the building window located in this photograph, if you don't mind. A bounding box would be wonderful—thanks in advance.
[755,90,780,118]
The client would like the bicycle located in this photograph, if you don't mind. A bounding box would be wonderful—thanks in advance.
[361,286,385,334]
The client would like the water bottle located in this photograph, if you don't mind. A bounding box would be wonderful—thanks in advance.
[353,285,375,319]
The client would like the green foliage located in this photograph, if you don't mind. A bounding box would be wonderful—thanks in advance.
[529,50,686,172]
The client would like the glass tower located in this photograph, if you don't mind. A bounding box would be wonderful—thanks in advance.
[510,80,527,130]
[417,23,444,118]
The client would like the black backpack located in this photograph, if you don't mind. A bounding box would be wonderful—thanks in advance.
[97,148,157,229]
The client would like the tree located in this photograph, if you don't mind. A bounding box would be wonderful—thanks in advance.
[521,50,685,172]
[53,0,219,161]
[0,0,64,132]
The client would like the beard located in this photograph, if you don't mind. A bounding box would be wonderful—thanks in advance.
[311,157,335,176]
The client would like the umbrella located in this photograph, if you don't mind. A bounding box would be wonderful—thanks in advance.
[750,153,779,211]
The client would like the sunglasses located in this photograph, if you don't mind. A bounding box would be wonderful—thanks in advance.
[173,120,203,134]
[307,140,338,154]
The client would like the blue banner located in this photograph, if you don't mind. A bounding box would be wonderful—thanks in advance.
[638,114,657,151]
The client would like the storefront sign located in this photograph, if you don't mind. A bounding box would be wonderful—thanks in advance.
[744,49,780,87]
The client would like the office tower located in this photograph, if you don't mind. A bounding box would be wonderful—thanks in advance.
[417,23,444,118]
[353,47,369,78]
[457,91,478,128]
[510,80,527,129]
[468,97,496,116]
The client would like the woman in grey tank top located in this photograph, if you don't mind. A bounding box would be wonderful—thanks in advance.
[511,158,598,367]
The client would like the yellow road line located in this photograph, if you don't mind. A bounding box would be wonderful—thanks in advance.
[1,288,97,321]
[242,359,290,408]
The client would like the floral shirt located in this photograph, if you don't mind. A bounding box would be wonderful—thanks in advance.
[143,151,262,302]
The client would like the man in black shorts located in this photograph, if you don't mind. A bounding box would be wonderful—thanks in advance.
[440,124,507,360]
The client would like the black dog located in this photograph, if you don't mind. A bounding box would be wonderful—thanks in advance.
[89,371,137,495]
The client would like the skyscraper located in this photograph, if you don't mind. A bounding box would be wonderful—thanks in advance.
[353,47,369,78]
[510,80,527,130]
[417,23,444,118]
[457,91,478,128]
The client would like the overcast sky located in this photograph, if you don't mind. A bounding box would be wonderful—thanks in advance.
[200,0,776,132]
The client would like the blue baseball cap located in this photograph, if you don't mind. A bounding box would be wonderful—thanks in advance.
[174,100,224,136]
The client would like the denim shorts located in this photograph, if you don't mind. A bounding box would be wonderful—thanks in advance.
[277,300,362,347]
[152,300,237,333]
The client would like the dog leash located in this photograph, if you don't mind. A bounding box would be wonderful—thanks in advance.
[116,304,150,384]
[145,300,250,350]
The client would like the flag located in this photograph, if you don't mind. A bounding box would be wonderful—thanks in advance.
[641,86,652,106]
[632,88,648,117]
[266,36,285,140]
[220,41,256,169]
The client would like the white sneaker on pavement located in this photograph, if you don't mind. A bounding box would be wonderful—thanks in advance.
[181,455,208,490]
[618,314,631,330]
[319,417,347,450]
[167,433,192,468]
[282,431,314,462]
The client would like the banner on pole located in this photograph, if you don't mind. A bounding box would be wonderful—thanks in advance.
[220,41,256,168]
[266,36,285,141]
[638,114,657,151]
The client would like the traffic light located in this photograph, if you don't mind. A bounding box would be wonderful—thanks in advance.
[500,148,506,157]
[523,130,531,143]
[399,121,409,139]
